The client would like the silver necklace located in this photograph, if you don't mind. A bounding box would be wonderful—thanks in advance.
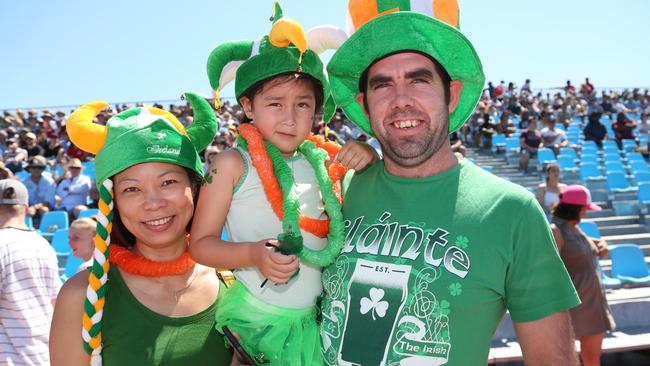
[170,266,199,302]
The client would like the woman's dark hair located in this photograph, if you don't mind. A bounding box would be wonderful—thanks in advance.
[238,72,325,123]
[551,202,583,221]
[111,167,202,248]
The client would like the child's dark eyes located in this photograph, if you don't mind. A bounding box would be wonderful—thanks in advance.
[297,102,311,108]
[162,179,178,186]
[122,186,139,193]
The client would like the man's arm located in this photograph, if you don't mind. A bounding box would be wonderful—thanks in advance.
[514,311,578,366]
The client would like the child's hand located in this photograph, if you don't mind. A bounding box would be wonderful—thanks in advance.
[252,239,300,284]
[335,140,379,170]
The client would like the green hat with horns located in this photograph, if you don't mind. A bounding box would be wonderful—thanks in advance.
[67,92,217,184]
[206,2,347,122]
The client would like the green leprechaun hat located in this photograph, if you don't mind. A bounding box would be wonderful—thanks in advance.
[328,0,485,135]
[67,92,216,185]
[206,2,347,123]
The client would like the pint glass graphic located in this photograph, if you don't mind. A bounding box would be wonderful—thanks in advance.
[339,259,411,365]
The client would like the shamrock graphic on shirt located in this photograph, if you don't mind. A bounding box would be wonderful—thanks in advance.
[360,288,389,320]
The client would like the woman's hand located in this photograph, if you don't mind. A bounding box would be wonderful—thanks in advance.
[335,140,379,171]
[593,238,609,259]
[251,239,299,284]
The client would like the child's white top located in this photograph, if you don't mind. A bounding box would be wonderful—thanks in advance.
[225,147,328,309]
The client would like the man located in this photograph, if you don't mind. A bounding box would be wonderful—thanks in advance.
[21,155,56,222]
[320,2,580,365]
[541,117,568,154]
[56,158,92,213]
[2,138,27,173]
[0,179,61,365]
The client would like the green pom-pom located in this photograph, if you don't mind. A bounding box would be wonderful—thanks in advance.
[277,231,303,255]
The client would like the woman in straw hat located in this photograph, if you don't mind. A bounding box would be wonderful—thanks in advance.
[50,93,233,365]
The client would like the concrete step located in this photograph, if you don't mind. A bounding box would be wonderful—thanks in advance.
[600,224,649,236]
[587,208,618,218]
[588,215,642,227]
[600,254,650,270]
[604,233,650,246]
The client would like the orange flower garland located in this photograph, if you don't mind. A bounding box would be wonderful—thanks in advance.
[238,124,348,238]
[109,244,195,277]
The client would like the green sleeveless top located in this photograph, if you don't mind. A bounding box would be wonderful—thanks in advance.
[102,268,232,365]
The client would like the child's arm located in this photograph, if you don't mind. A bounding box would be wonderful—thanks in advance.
[189,150,299,284]
[334,139,379,170]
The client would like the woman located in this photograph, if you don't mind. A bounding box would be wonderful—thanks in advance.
[50,93,233,365]
[536,162,566,216]
[551,185,615,366]
[519,117,542,173]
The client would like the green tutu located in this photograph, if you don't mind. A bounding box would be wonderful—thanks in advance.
[215,281,322,365]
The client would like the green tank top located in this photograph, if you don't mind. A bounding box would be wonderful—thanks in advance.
[102,268,232,365]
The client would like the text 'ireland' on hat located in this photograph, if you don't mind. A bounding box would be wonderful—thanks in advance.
[328,0,485,136]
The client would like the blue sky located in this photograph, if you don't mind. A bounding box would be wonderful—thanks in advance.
[1,0,648,110]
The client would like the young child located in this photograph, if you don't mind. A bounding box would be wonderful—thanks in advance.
[189,4,374,365]
[68,217,96,272]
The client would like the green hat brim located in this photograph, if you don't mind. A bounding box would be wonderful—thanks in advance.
[235,46,335,122]
[327,12,485,136]
[95,116,203,184]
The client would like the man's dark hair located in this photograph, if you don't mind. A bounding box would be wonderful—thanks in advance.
[238,72,324,124]
[551,202,582,221]
[358,51,451,112]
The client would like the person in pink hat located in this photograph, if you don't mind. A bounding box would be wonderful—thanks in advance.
[551,184,615,366]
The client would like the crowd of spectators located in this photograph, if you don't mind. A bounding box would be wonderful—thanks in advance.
[456,78,650,171]
[0,98,383,228]
[1,80,648,226]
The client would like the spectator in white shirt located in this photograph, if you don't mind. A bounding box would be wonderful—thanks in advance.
[55,159,92,213]
[541,118,568,155]
[0,179,61,365]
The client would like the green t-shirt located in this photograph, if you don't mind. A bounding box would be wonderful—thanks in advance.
[102,268,232,365]
[320,160,579,365]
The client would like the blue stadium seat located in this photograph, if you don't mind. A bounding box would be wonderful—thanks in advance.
[37,211,69,240]
[82,161,96,179]
[582,141,598,150]
[580,163,604,182]
[505,137,519,152]
[609,244,650,285]
[638,182,650,205]
[60,256,86,282]
[578,220,601,239]
[559,148,578,161]
[537,148,556,165]
[557,155,578,172]
[625,152,645,163]
[597,259,622,289]
[629,161,650,174]
[581,146,598,156]
[604,161,625,174]
[580,154,599,165]
[633,171,650,186]
[15,171,29,180]
[492,134,506,153]
[603,153,622,163]
[603,140,618,150]
[607,171,636,193]
[51,229,71,256]
[77,208,99,219]
[622,139,638,153]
